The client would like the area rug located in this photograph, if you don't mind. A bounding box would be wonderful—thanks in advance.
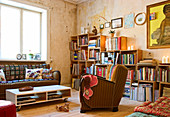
[125,112,158,117]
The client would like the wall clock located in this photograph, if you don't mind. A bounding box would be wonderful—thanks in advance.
[134,12,146,25]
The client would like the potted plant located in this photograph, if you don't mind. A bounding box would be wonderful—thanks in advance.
[28,50,34,60]
[109,30,115,38]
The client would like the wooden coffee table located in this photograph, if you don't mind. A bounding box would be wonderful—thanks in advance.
[6,85,71,111]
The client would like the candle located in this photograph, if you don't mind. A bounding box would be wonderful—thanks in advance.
[162,56,166,63]
[131,46,134,50]
[166,56,169,63]
[128,46,130,50]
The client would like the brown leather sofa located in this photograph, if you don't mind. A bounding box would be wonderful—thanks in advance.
[0,64,61,100]
[79,64,128,113]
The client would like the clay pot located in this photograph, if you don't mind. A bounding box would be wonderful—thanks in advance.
[110,33,114,38]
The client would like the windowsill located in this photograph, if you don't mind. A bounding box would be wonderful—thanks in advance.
[0,59,46,62]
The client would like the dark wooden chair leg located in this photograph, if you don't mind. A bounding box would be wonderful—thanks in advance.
[80,110,86,113]
[112,107,118,112]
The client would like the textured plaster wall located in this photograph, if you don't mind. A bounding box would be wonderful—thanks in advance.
[77,0,170,62]
[21,0,77,84]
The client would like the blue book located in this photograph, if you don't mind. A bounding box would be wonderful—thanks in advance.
[140,68,142,80]
[115,38,118,50]
[132,54,134,64]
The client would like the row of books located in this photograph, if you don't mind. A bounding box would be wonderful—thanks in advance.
[123,81,131,97]
[85,64,107,78]
[70,41,77,50]
[101,52,120,65]
[157,68,170,82]
[72,78,80,91]
[79,36,88,45]
[89,49,100,60]
[137,67,156,81]
[105,37,127,51]
[88,39,100,48]
[71,64,79,75]
[123,69,136,98]
[127,69,136,80]
[130,84,159,102]
[81,50,87,60]
[121,54,136,64]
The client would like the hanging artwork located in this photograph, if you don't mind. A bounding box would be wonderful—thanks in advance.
[147,1,170,49]
[134,12,146,25]
[124,13,134,28]
[111,18,123,29]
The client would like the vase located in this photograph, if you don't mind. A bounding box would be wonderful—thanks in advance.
[111,33,114,38]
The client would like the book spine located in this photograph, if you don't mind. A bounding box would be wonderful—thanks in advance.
[118,37,121,50]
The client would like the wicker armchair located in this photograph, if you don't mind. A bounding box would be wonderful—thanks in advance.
[79,64,128,113]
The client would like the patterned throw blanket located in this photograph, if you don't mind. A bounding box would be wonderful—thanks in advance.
[134,97,170,117]
[82,75,98,100]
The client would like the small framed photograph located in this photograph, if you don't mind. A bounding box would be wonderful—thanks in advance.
[34,53,41,60]
[105,22,110,28]
[100,24,104,29]
[111,18,123,29]
[22,54,27,60]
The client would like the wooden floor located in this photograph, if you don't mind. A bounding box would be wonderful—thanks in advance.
[17,89,143,117]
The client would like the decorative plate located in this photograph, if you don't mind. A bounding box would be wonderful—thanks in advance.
[134,12,146,25]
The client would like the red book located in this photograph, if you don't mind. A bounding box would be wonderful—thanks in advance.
[97,67,99,76]
[131,70,134,80]
[103,68,105,77]
[121,55,123,64]
[118,37,121,50]
[99,68,102,76]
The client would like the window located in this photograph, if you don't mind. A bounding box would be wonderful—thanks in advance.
[23,10,41,54]
[0,1,47,60]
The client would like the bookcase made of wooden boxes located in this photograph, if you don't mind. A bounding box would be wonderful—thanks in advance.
[70,34,169,102]
[131,63,170,102]
[70,34,141,91]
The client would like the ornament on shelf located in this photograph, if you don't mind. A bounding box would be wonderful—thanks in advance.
[92,26,97,35]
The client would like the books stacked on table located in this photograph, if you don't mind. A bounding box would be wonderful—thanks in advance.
[137,58,157,66]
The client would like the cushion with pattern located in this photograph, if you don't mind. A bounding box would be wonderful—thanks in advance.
[42,68,53,79]
[0,69,6,81]
[25,68,43,79]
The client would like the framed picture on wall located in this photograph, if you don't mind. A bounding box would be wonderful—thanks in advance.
[147,1,170,49]
[111,18,123,29]
[105,22,110,28]
[134,12,146,25]
[100,24,104,29]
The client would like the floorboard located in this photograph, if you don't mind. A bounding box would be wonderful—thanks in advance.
[17,89,143,117]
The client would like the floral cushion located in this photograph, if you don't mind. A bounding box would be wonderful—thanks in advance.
[25,68,43,79]
[82,75,98,100]
[42,68,53,79]
[134,96,170,117]
[0,69,6,81]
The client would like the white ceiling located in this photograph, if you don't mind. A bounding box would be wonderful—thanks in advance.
[64,0,88,4]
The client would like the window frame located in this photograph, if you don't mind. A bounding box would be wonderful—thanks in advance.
[0,0,48,61]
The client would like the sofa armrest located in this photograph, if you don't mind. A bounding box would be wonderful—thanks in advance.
[52,70,61,85]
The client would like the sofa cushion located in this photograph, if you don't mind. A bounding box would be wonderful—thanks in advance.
[25,68,43,79]
[42,68,53,79]
[0,69,6,81]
